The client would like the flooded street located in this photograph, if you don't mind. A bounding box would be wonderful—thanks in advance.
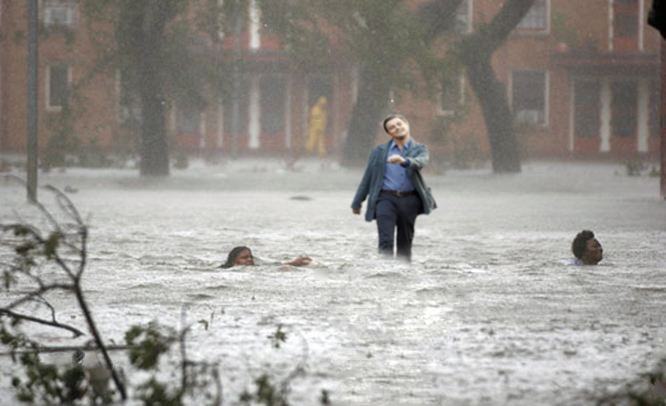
[1,161,665,405]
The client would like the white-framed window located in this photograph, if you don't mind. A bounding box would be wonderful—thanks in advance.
[454,0,473,34]
[248,0,261,50]
[573,79,601,138]
[517,0,549,32]
[511,70,548,126]
[611,0,640,51]
[42,0,77,28]
[611,80,638,137]
[438,73,465,116]
[46,64,70,111]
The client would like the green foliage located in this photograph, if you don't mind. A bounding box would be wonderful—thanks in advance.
[10,351,88,404]
[240,374,289,406]
[136,377,184,406]
[260,0,438,91]
[269,324,287,349]
[125,322,175,370]
[320,389,331,405]
[44,232,62,260]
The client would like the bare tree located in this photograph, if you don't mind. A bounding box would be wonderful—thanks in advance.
[0,178,127,400]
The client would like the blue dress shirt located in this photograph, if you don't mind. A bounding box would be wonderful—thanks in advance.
[382,139,415,192]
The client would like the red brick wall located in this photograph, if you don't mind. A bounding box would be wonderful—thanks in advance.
[0,1,119,154]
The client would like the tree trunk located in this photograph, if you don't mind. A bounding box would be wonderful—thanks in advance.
[456,0,535,173]
[117,0,173,177]
[137,2,171,177]
[464,57,521,173]
[341,65,391,166]
[138,77,170,177]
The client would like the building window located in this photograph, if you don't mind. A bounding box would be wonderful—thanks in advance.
[438,73,465,115]
[611,81,637,137]
[260,75,286,134]
[176,105,202,134]
[612,0,639,51]
[517,0,548,31]
[46,64,70,111]
[511,70,547,125]
[574,80,601,138]
[42,0,77,28]
[454,0,472,34]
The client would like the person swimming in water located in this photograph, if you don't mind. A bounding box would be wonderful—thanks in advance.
[220,246,312,268]
[571,230,603,265]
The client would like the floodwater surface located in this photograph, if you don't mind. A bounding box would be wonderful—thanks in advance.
[1,161,665,405]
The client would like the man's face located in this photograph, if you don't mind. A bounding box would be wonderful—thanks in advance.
[234,249,255,266]
[582,238,603,265]
[385,117,410,140]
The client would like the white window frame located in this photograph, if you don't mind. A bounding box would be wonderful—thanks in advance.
[437,73,466,116]
[516,0,550,34]
[608,0,644,52]
[509,69,549,127]
[45,64,71,112]
[41,0,77,28]
[248,0,261,50]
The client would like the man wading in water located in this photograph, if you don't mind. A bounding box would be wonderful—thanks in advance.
[351,114,436,262]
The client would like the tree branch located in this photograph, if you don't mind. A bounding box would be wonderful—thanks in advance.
[460,0,536,58]
[0,309,84,337]
[6,283,75,310]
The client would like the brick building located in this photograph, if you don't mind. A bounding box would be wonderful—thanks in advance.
[415,0,661,162]
[0,0,661,163]
[0,0,356,160]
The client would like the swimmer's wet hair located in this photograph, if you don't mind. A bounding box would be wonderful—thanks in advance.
[220,246,252,268]
[572,230,595,259]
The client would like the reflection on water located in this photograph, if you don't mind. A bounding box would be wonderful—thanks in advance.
[1,163,665,404]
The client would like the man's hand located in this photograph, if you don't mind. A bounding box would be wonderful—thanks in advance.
[387,154,406,164]
[352,207,361,215]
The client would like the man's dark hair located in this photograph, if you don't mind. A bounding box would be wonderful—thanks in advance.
[220,246,252,268]
[382,113,408,133]
[572,230,595,259]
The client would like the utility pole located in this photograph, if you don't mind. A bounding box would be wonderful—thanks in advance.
[229,5,243,159]
[662,42,666,200]
[648,0,666,199]
[26,0,39,203]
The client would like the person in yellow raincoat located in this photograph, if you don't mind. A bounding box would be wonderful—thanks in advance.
[306,96,328,157]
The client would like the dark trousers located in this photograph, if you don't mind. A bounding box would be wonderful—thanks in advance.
[375,191,421,261]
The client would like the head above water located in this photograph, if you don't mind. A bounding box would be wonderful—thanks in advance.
[221,246,254,268]
[571,230,603,265]
[382,113,410,141]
